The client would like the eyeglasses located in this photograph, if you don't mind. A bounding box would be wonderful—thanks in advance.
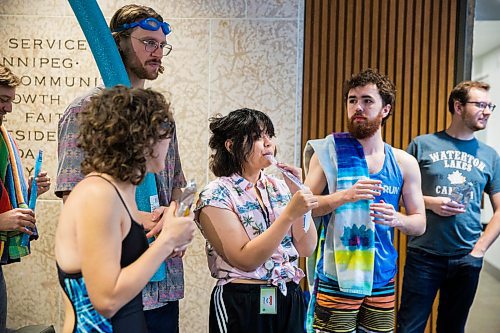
[465,101,496,112]
[113,17,172,36]
[130,36,172,57]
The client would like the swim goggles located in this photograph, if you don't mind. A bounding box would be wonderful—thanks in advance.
[113,17,172,36]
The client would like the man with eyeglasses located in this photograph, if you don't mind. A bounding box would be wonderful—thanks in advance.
[398,81,500,333]
[56,4,186,333]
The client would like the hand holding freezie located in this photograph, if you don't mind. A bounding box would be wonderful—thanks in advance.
[176,180,197,217]
[265,155,312,231]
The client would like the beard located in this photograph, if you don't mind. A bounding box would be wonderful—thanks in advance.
[461,110,486,131]
[347,111,383,139]
[121,48,160,81]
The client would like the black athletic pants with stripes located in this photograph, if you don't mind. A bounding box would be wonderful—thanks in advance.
[209,282,305,333]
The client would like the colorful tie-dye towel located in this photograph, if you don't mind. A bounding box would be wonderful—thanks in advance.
[0,125,31,263]
[304,133,375,295]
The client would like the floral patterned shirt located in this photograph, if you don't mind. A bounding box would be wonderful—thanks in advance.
[56,88,187,310]
[194,173,304,295]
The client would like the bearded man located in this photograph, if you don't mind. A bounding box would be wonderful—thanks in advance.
[303,69,426,333]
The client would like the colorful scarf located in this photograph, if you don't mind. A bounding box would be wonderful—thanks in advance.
[0,125,31,264]
[304,133,375,295]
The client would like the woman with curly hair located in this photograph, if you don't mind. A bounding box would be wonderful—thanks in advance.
[55,86,195,333]
[194,108,318,333]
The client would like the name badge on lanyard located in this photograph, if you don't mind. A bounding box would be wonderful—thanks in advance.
[150,194,159,212]
[260,285,277,314]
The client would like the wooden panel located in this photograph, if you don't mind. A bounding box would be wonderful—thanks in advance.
[302,1,465,332]
[302,0,458,149]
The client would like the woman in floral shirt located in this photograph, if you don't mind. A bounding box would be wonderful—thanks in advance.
[195,108,318,333]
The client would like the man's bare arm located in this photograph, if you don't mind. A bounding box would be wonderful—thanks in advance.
[393,149,426,236]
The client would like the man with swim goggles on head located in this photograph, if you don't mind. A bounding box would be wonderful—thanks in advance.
[56,4,188,333]
[109,9,172,84]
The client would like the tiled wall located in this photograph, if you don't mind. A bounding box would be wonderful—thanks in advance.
[0,0,304,331]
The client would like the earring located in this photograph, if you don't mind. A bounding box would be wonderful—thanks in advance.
[225,139,233,153]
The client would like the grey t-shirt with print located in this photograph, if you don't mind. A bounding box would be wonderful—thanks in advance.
[407,131,500,256]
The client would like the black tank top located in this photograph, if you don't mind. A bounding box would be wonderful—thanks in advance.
[57,175,149,333]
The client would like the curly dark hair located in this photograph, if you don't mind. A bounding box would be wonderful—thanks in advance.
[209,108,275,177]
[78,86,174,185]
[343,69,396,125]
[448,81,490,114]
